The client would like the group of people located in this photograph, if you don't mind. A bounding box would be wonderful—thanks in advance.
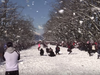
[38,41,100,59]
[2,40,100,75]
[78,41,100,59]
[38,44,60,57]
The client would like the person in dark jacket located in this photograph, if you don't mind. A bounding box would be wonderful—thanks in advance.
[40,48,44,56]
[55,45,60,55]
[97,42,100,59]
[3,42,20,75]
[67,42,73,54]
[49,48,56,57]
[86,41,92,56]
[46,47,50,53]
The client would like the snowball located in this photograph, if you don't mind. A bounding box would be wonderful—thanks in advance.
[73,12,76,16]
[44,1,47,5]
[59,1,63,3]
[4,31,7,33]
[20,62,23,64]
[79,20,83,24]
[90,17,94,20]
[58,9,64,14]
[48,30,51,32]
[78,28,81,33]
[36,11,39,12]
[17,35,20,38]
[80,0,83,2]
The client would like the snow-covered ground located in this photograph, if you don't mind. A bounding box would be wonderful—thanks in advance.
[0,44,100,75]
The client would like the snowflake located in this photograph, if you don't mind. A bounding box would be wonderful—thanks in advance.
[90,17,94,20]
[58,9,64,14]
[59,1,63,3]
[44,1,47,5]
[1,0,5,3]
[73,13,76,16]
[4,31,7,33]
[27,4,30,7]
[80,0,83,2]
[36,11,39,12]
[32,1,34,5]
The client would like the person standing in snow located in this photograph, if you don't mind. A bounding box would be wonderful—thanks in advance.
[86,41,92,56]
[55,44,60,55]
[40,48,44,56]
[38,43,41,50]
[3,42,20,75]
[97,42,100,59]
[67,42,73,54]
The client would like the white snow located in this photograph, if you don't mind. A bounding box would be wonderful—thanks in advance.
[36,11,39,13]
[27,4,30,7]
[73,13,76,16]
[90,16,94,20]
[80,0,83,2]
[0,44,100,75]
[34,32,41,36]
[44,1,47,5]
[32,1,34,5]
[59,1,63,4]
[79,20,83,25]
[92,5,100,12]
[58,9,64,14]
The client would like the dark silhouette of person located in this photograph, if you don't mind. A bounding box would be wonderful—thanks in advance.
[46,47,50,53]
[86,41,92,56]
[55,45,60,55]
[49,48,56,57]
[67,42,73,54]
[40,48,44,56]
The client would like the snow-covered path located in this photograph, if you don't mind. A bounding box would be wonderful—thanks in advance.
[0,44,100,75]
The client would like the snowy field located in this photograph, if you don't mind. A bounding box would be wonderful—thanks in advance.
[0,44,100,75]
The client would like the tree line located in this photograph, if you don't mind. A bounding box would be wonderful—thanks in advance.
[0,0,35,45]
[43,0,100,43]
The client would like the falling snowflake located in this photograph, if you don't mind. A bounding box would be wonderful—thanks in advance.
[58,9,64,14]
[80,0,83,2]
[4,30,7,33]
[90,17,94,20]
[79,20,83,25]
[55,12,57,14]
[59,1,63,3]
[73,12,76,16]
[1,0,5,3]
[27,4,30,7]
[19,28,21,30]
[36,11,39,12]
[32,1,34,5]
[44,1,47,5]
